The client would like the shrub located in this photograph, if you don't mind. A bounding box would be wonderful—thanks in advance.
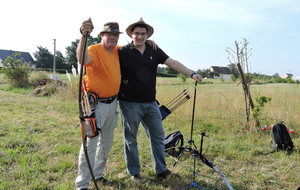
[179,73,186,84]
[29,71,49,86]
[230,74,237,82]
[2,53,30,87]
[252,96,272,122]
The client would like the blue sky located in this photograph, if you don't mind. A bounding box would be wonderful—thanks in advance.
[1,0,300,78]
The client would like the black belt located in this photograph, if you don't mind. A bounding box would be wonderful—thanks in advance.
[98,95,117,104]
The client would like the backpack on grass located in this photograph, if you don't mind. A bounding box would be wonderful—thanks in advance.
[271,122,294,151]
[164,131,184,157]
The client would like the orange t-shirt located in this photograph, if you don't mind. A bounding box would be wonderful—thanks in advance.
[84,44,120,98]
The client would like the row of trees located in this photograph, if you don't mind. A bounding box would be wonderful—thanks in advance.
[34,36,241,78]
[0,35,101,87]
[33,36,101,72]
[157,63,239,78]
[24,36,300,83]
[159,64,295,84]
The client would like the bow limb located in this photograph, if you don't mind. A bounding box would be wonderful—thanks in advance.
[80,120,87,142]
[78,34,88,141]
[77,33,100,190]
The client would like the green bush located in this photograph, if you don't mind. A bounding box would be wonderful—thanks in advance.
[230,74,237,82]
[179,73,186,84]
[2,53,30,87]
[29,71,49,86]
[252,96,272,122]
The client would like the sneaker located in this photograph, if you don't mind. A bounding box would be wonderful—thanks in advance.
[130,174,142,182]
[95,177,108,185]
[157,169,180,180]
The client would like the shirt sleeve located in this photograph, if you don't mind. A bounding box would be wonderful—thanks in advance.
[157,48,169,64]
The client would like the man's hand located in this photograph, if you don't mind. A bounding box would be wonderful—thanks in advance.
[192,73,202,83]
[146,40,158,50]
[80,18,94,36]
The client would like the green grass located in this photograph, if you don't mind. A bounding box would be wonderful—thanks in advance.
[0,76,299,190]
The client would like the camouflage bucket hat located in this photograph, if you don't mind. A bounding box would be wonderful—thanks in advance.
[100,22,123,34]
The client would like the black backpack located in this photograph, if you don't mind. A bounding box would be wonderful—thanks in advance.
[271,122,294,151]
[164,131,184,157]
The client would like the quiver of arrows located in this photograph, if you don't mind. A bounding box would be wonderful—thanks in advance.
[159,89,191,120]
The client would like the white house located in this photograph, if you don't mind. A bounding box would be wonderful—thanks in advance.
[282,73,293,79]
[210,66,232,80]
[0,49,36,69]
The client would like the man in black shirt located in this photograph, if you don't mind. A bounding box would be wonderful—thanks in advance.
[118,18,202,181]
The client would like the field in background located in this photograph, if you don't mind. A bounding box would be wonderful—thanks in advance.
[0,75,299,190]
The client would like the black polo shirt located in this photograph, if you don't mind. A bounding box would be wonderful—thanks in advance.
[118,42,169,102]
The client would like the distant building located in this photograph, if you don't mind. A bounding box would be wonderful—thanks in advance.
[0,49,35,69]
[210,66,231,80]
[282,73,293,79]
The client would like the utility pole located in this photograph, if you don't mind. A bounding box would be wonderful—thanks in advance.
[53,39,56,73]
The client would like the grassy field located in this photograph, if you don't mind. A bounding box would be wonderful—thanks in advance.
[0,75,299,190]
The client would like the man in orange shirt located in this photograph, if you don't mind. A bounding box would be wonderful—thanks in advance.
[75,18,121,190]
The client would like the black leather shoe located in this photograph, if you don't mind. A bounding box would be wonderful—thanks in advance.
[157,169,180,180]
[95,177,108,185]
[130,174,142,182]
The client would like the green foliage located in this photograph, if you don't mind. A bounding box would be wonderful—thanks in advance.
[87,35,102,46]
[2,53,30,87]
[227,63,239,78]
[272,75,286,83]
[29,71,49,86]
[55,51,71,71]
[230,74,237,82]
[252,96,272,120]
[1,80,299,190]
[233,72,299,84]
[287,76,293,84]
[165,66,179,75]
[197,68,219,78]
[33,46,53,69]
[179,73,186,84]
[156,73,177,77]
[0,85,33,94]
[157,67,176,77]
[244,73,253,84]
[254,73,272,81]
[270,73,293,83]
[65,39,79,67]
[33,46,71,72]
[65,35,102,68]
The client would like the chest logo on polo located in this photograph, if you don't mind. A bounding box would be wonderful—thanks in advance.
[149,56,153,60]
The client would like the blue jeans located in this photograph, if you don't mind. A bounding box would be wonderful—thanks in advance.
[119,100,167,176]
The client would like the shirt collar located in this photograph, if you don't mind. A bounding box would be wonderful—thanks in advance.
[128,41,150,50]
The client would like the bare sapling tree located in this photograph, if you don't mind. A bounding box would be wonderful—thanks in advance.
[226,39,260,128]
